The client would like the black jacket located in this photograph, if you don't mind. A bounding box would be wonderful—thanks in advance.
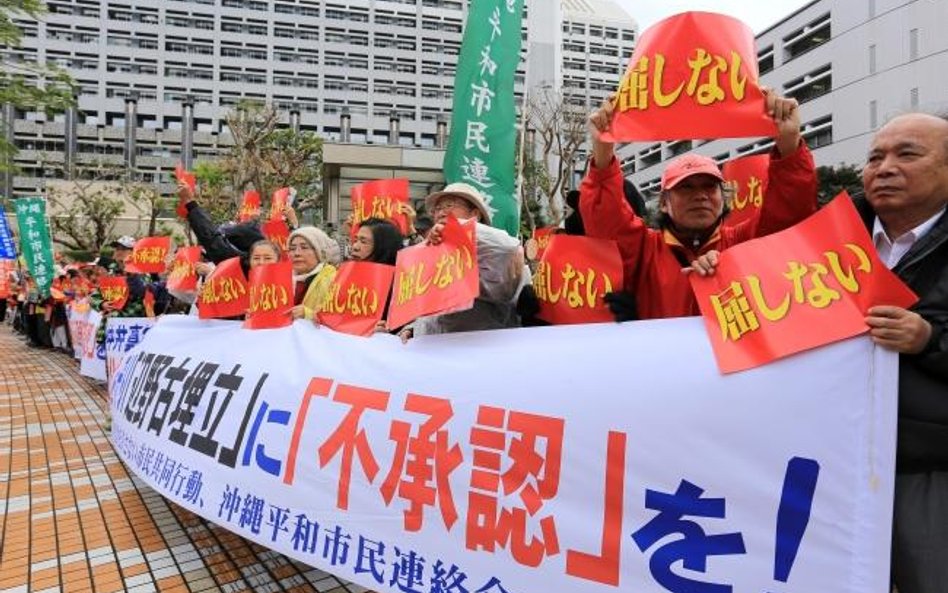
[855,198,948,472]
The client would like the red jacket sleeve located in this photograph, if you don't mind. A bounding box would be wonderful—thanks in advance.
[579,157,652,291]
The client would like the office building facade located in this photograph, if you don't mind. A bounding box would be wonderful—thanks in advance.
[2,0,636,213]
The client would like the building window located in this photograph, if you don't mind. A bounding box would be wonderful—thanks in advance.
[909,28,919,60]
[869,100,877,130]
[869,44,876,74]
[783,13,831,61]
[666,140,691,158]
[910,87,919,109]
[783,64,832,104]
[802,115,832,148]
[758,45,774,75]
[638,144,662,168]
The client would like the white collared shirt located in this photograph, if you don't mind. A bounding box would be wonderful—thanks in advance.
[872,207,946,269]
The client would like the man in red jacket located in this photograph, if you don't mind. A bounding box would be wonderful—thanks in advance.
[580,89,818,319]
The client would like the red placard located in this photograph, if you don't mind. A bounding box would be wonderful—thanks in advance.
[0,260,14,299]
[350,178,411,237]
[722,154,770,228]
[243,261,294,329]
[50,278,66,302]
[690,192,918,373]
[535,235,624,325]
[124,236,172,275]
[318,261,395,336]
[386,216,478,330]
[167,246,202,293]
[238,190,262,222]
[261,219,290,259]
[97,276,129,310]
[602,12,776,142]
[198,257,249,319]
[175,164,197,218]
[533,226,555,260]
[143,287,155,318]
[73,275,93,298]
[269,187,291,221]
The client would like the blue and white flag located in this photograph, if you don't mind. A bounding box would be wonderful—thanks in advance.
[0,205,17,260]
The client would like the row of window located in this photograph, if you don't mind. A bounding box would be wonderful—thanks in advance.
[562,21,635,42]
[758,12,831,74]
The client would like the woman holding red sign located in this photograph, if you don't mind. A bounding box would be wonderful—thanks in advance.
[349,217,403,265]
[287,227,339,320]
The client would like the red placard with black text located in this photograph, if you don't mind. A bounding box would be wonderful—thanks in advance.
[535,235,623,325]
[690,193,917,373]
[318,261,395,336]
[386,216,478,330]
[602,12,775,142]
[198,257,249,319]
[350,178,411,237]
[244,261,293,329]
[124,236,171,275]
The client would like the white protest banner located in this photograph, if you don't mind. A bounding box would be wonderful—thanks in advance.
[68,302,107,380]
[104,317,155,390]
[67,301,92,360]
[78,308,106,381]
[110,316,897,593]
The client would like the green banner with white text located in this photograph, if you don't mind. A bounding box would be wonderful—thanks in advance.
[14,197,55,297]
[443,0,525,237]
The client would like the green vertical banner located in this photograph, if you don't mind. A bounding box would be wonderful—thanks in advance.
[14,197,55,296]
[443,0,525,236]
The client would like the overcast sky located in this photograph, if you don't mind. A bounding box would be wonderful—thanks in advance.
[614,0,814,34]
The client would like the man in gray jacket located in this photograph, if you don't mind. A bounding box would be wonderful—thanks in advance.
[406,182,525,337]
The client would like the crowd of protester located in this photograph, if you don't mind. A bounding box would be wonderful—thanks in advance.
[4,93,946,593]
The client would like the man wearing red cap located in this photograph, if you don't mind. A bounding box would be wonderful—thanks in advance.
[580,89,817,319]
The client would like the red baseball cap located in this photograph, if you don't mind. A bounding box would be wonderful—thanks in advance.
[661,154,724,191]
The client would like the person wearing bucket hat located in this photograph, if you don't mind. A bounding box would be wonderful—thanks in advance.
[580,88,817,320]
[401,183,526,338]
[287,226,340,321]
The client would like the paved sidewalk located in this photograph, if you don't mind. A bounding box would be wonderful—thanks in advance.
[0,327,365,593]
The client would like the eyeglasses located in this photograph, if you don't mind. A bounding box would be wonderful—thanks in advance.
[433,197,473,213]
